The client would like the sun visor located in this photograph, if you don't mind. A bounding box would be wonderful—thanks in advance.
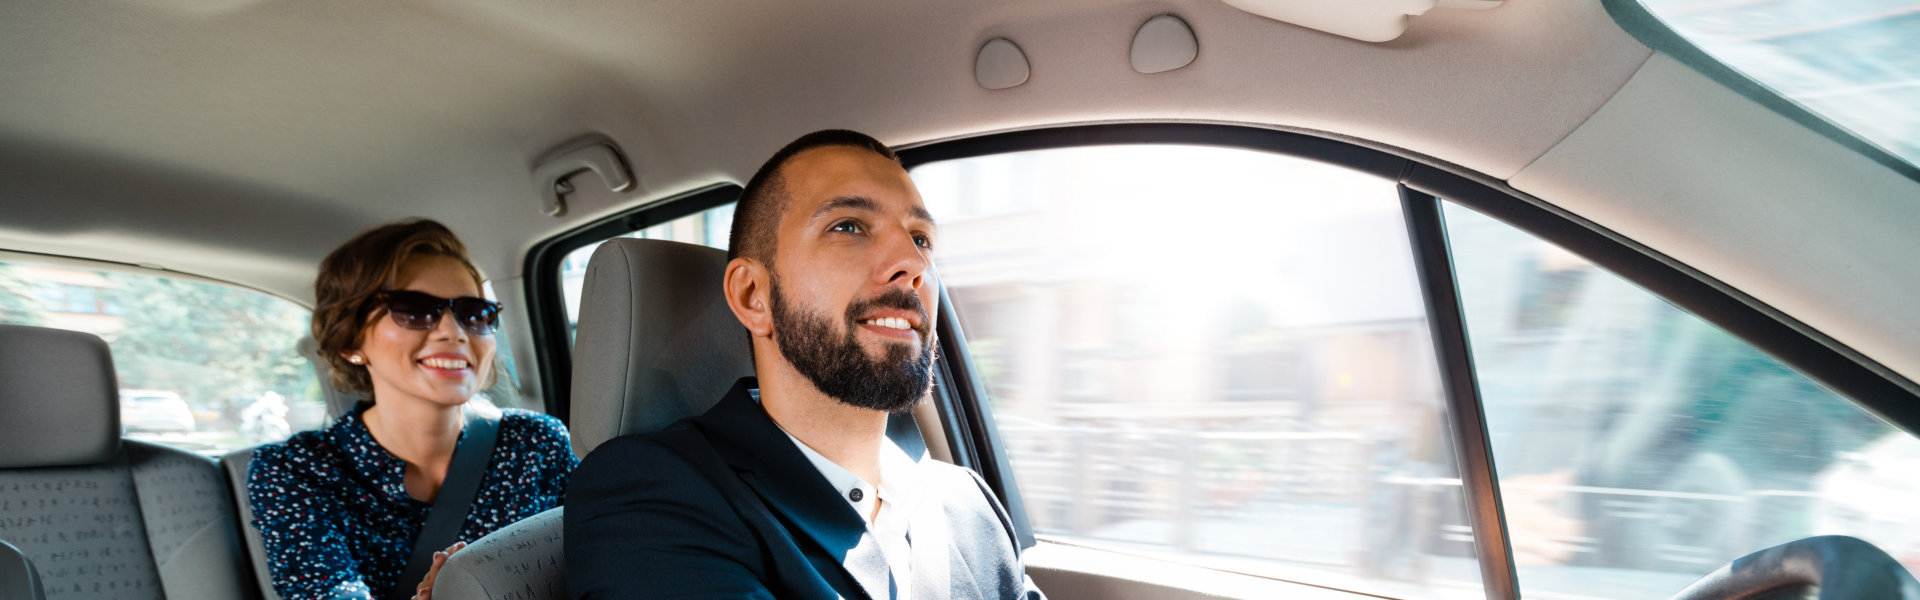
[1221,0,1502,42]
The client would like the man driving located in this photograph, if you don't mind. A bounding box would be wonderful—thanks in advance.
[566,129,1045,600]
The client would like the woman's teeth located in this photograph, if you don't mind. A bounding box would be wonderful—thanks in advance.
[420,357,470,370]
[863,317,911,331]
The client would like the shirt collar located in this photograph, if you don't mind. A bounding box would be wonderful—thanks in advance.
[751,389,924,521]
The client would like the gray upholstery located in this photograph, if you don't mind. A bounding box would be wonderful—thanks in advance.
[0,539,47,600]
[567,238,754,457]
[125,441,255,600]
[0,324,120,469]
[435,239,751,600]
[0,455,164,599]
[220,448,280,600]
[565,238,929,451]
[0,324,255,600]
[428,508,564,599]
[0,440,255,600]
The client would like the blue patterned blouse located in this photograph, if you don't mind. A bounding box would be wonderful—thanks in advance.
[247,403,577,600]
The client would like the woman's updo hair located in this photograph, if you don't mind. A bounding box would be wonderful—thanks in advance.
[312,219,488,397]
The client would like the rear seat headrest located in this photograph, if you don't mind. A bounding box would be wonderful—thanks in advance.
[0,324,121,469]
[569,239,753,457]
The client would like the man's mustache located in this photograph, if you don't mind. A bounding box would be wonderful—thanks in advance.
[844,288,931,336]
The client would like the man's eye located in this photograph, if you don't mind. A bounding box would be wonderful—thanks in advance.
[830,221,865,235]
[913,235,933,249]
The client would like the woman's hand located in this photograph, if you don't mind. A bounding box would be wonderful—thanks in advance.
[412,541,467,600]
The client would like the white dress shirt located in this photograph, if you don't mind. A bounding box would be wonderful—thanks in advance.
[753,389,926,600]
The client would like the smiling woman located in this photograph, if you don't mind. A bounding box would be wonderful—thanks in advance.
[246,220,577,600]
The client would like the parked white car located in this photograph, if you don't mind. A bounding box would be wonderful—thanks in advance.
[117,389,195,433]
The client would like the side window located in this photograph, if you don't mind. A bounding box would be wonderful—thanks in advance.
[0,259,321,456]
[912,145,1487,598]
[558,204,736,344]
[1443,202,1917,597]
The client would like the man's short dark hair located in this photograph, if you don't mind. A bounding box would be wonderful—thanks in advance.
[728,129,902,264]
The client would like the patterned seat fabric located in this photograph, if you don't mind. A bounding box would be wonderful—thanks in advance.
[427,508,565,600]
[0,324,256,600]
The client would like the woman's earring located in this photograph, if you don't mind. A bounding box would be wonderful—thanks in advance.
[348,354,365,365]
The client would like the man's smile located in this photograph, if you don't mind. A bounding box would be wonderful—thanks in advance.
[857,319,920,342]
[855,307,924,342]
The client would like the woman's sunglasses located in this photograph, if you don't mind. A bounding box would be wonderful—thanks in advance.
[370,290,501,336]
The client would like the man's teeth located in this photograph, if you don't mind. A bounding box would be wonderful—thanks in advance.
[863,317,912,331]
[420,357,470,369]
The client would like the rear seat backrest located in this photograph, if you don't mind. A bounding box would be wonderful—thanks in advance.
[0,324,256,600]
[219,449,279,600]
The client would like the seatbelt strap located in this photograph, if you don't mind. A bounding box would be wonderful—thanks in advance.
[388,408,500,600]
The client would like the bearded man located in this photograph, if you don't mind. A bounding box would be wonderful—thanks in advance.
[565,130,1045,600]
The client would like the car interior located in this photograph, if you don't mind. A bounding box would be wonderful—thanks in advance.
[3,0,1919,599]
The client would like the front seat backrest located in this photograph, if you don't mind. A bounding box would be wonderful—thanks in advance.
[433,238,749,600]
[421,507,564,599]
[567,238,754,457]
[0,539,47,600]
[570,238,925,447]
[0,324,255,600]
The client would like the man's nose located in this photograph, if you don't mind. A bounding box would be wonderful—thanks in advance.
[880,230,929,290]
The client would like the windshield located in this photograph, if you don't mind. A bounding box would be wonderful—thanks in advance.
[1635,0,1920,169]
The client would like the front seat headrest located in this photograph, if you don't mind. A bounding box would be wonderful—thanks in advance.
[0,324,121,468]
[569,239,753,457]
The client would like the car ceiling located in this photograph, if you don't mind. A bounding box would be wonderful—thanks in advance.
[3,0,1918,389]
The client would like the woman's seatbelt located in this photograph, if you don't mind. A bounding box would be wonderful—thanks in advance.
[389,409,500,600]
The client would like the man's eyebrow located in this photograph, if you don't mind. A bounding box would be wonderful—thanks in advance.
[809,196,938,228]
[810,196,880,220]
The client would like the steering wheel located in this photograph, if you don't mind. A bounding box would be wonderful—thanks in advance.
[1670,535,1919,600]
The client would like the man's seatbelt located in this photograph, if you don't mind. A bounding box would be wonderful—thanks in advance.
[388,408,500,600]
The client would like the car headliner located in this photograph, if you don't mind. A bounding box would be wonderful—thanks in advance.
[2,0,1917,389]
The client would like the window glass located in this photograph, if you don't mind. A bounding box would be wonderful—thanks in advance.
[914,146,1485,599]
[1443,202,1917,598]
[1636,0,1920,167]
[0,259,323,456]
[558,204,735,344]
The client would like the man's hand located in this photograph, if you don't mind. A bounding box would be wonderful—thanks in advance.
[412,541,468,600]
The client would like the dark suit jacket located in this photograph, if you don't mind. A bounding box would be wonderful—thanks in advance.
[566,378,1046,600]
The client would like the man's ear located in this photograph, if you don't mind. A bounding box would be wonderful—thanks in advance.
[724,257,774,338]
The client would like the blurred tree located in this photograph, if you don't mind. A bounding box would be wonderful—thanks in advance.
[0,263,46,327]
[102,271,313,411]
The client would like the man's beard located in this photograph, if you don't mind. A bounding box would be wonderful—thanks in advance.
[769,275,936,414]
